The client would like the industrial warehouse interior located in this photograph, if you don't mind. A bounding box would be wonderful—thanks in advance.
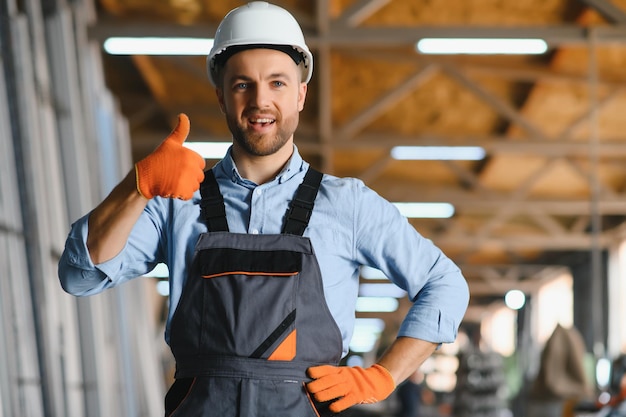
[3,0,626,416]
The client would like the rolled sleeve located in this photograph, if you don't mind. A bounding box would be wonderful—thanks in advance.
[58,214,130,296]
[399,304,461,344]
[398,270,470,344]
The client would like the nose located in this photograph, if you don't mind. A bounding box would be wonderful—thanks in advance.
[249,83,271,108]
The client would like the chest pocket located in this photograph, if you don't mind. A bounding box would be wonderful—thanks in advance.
[199,248,301,279]
[197,247,302,360]
[171,231,343,366]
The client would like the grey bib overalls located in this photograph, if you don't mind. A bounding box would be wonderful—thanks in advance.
[164,168,343,417]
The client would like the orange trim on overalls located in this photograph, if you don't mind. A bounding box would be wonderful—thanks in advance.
[202,271,298,279]
[268,329,297,361]
[304,383,322,417]
[166,377,197,417]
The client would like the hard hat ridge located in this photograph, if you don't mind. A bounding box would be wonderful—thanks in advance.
[207,1,314,86]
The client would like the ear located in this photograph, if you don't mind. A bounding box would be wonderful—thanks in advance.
[216,88,226,114]
[297,82,307,112]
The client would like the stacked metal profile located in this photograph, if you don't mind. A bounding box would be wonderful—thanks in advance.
[0,1,165,416]
[453,349,510,417]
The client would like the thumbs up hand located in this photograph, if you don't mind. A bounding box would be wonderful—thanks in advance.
[135,113,206,200]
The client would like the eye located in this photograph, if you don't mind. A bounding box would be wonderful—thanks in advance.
[272,80,285,88]
[234,82,248,90]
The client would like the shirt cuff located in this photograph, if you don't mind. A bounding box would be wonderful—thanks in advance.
[62,215,126,285]
[398,305,459,344]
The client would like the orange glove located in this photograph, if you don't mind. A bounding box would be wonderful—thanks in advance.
[306,364,396,413]
[135,113,205,200]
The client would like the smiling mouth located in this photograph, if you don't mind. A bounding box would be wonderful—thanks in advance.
[249,117,276,127]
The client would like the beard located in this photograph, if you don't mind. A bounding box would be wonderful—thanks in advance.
[226,110,299,157]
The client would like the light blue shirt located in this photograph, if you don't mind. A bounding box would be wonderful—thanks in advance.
[59,146,469,356]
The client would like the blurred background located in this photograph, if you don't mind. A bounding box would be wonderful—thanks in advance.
[3,0,626,416]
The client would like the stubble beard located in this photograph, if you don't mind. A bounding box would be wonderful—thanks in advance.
[227,111,299,157]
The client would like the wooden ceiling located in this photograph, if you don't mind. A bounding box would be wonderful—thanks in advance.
[91,0,626,317]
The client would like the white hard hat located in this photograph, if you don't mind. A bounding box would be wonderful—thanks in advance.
[207,1,313,86]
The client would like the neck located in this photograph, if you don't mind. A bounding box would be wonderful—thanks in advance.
[231,142,294,185]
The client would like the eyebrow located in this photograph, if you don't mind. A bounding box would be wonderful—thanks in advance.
[228,72,294,83]
[268,72,292,80]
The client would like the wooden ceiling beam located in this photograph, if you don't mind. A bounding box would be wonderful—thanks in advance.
[315,0,330,35]
[441,160,491,193]
[435,233,611,250]
[556,87,626,140]
[358,154,393,183]
[88,20,626,46]
[527,207,569,236]
[337,64,438,139]
[578,0,626,24]
[462,264,568,279]
[440,63,548,140]
[133,131,626,157]
[567,158,618,198]
[344,51,626,87]
[447,157,555,242]
[334,0,391,27]
[131,56,167,100]
[315,0,334,172]
[315,25,626,47]
[88,18,219,40]
[377,186,626,215]
[460,63,626,88]
[308,136,626,157]
[460,199,626,215]
[468,272,565,296]
[465,264,562,288]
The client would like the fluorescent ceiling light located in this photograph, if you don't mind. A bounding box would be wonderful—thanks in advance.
[144,263,170,296]
[596,357,612,388]
[417,38,548,55]
[350,318,386,353]
[103,37,214,55]
[360,266,387,280]
[349,335,379,353]
[359,283,406,298]
[391,146,486,160]
[144,263,169,278]
[156,281,170,297]
[355,296,399,313]
[504,289,526,310]
[393,202,455,219]
[346,355,364,367]
[183,142,231,159]
[355,318,386,333]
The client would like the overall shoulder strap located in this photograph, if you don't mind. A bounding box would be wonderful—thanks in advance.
[200,169,229,232]
[282,167,323,236]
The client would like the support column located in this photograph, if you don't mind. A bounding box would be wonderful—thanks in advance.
[570,250,608,354]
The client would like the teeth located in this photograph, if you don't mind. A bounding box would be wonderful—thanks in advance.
[251,118,274,124]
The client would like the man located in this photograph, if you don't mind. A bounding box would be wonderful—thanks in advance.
[58,2,469,416]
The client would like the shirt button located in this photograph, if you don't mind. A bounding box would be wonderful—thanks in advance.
[251,229,259,235]
[255,188,263,196]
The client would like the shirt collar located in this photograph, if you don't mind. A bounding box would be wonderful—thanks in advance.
[216,144,307,186]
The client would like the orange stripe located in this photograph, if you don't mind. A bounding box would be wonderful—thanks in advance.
[201,271,298,279]
[268,329,296,361]
[304,382,322,417]
[166,378,197,417]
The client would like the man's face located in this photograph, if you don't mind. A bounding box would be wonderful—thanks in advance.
[217,48,307,157]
